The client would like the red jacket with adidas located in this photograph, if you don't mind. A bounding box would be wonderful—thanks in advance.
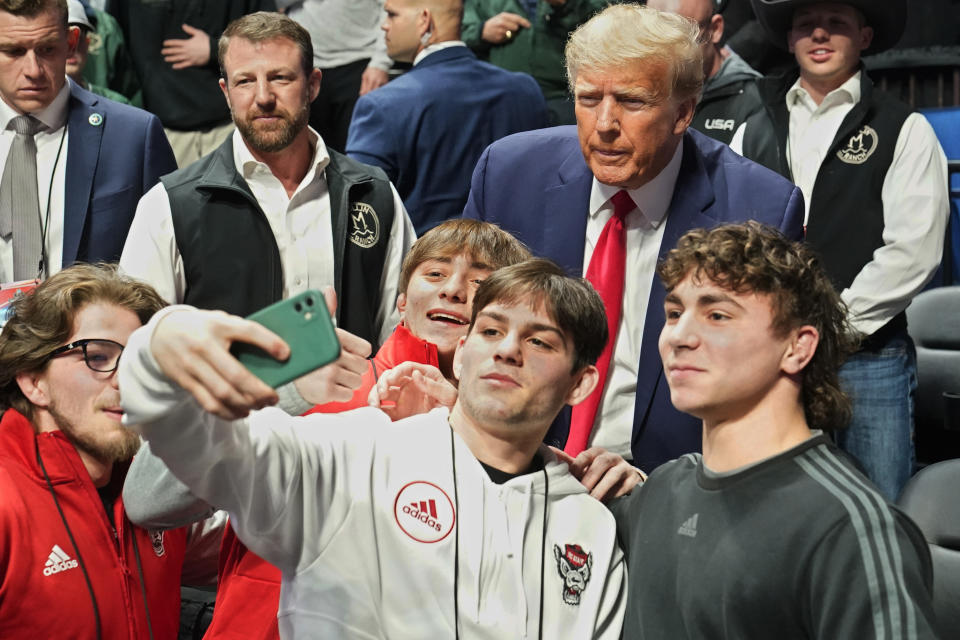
[203,323,439,640]
[0,409,187,639]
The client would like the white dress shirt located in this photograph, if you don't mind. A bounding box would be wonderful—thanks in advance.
[0,81,71,283]
[585,142,684,458]
[120,128,414,346]
[731,72,949,336]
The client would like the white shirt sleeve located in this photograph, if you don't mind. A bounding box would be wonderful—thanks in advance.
[841,112,949,336]
[119,307,392,575]
[119,182,187,305]
[375,184,415,346]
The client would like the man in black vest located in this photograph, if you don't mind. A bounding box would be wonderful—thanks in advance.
[121,11,415,352]
[731,0,949,501]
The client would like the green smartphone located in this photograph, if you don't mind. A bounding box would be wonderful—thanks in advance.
[231,290,341,388]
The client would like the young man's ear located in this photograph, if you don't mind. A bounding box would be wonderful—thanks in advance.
[564,364,599,407]
[396,292,408,319]
[782,326,819,376]
[16,371,50,409]
[451,335,467,381]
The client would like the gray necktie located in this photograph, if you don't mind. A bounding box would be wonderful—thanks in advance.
[0,115,44,280]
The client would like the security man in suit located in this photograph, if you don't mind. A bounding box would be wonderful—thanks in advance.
[0,0,176,285]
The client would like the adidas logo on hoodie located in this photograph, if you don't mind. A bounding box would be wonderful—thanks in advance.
[43,544,79,576]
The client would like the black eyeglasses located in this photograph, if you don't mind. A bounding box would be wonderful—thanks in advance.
[46,338,125,373]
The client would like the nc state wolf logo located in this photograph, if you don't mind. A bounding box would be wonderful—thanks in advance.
[554,543,592,605]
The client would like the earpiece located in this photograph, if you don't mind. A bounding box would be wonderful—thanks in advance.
[420,30,432,46]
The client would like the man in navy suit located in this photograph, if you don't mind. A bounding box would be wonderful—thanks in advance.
[0,0,175,284]
[346,0,547,235]
[463,4,804,473]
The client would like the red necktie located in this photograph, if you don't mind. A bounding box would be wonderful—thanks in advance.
[566,190,633,456]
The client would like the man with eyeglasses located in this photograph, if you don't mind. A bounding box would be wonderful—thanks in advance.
[0,263,219,640]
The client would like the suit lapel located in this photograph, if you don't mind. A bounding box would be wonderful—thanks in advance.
[62,86,103,266]
[634,133,718,432]
[542,146,593,275]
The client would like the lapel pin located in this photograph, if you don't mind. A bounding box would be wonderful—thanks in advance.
[88,113,103,126]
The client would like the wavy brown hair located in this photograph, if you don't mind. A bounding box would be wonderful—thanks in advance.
[0,263,165,417]
[658,222,860,431]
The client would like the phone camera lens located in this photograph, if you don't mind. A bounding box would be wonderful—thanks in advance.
[306,297,314,307]
[295,302,303,313]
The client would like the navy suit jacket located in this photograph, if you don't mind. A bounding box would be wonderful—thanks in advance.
[463,126,805,472]
[346,46,547,234]
[62,82,176,267]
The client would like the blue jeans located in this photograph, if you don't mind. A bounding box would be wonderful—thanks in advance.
[835,333,917,501]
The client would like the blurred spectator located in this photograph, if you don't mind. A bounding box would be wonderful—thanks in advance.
[110,1,277,168]
[347,0,548,233]
[649,0,763,144]
[0,0,176,284]
[75,0,142,106]
[462,0,612,125]
[732,0,949,501]
[65,0,130,104]
[279,0,391,153]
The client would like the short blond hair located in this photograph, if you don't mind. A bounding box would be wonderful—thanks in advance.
[565,4,704,103]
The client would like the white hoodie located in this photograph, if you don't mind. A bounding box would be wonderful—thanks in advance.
[120,314,626,639]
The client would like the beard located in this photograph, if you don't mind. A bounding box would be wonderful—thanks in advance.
[232,100,310,153]
[49,404,142,465]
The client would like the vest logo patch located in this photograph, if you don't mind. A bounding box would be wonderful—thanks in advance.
[836,125,878,165]
[393,481,456,543]
[554,543,593,606]
[349,202,380,248]
[150,530,166,557]
[704,118,735,131]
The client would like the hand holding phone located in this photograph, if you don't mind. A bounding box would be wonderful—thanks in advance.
[231,290,341,388]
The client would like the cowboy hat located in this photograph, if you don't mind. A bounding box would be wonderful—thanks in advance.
[750,0,907,54]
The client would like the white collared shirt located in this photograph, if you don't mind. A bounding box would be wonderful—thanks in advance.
[731,72,949,336]
[120,128,414,346]
[0,80,71,283]
[585,141,684,458]
[785,72,861,225]
[412,40,467,66]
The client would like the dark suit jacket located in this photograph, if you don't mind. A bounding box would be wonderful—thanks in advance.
[63,81,176,267]
[346,46,548,235]
[463,126,805,472]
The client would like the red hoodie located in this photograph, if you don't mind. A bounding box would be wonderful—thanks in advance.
[0,409,187,639]
[203,324,440,639]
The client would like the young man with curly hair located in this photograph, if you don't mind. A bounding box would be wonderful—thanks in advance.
[610,222,937,639]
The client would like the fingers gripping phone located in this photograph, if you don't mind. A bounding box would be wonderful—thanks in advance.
[230,290,341,388]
